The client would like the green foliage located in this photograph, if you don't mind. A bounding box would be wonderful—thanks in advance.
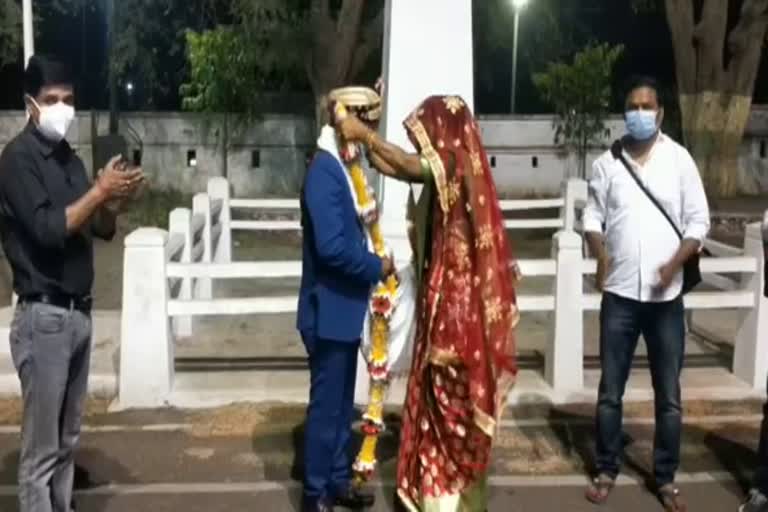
[631,0,663,13]
[179,1,311,117]
[229,0,308,91]
[533,43,624,177]
[50,0,226,108]
[0,0,21,69]
[180,27,260,118]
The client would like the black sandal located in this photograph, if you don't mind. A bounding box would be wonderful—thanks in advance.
[658,484,687,512]
[585,474,615,504]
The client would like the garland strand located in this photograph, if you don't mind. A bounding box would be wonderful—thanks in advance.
[332,102,398,486]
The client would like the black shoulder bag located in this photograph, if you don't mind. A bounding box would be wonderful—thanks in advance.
[610,140,708,295]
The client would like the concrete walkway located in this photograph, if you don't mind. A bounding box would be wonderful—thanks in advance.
[0,401,762,511]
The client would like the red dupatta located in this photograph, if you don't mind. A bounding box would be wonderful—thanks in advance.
[404,95,519,436]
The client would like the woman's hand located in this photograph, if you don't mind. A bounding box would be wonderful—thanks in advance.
[338,115,369,142]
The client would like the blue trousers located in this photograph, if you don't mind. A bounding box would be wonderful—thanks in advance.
[595,292,685,488]
[301,332,359,504]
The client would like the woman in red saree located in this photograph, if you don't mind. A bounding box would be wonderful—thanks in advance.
[337,95,519,511]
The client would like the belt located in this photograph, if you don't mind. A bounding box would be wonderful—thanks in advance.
[19,294,92,314]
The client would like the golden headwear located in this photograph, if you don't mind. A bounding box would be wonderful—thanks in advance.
[328,86,382,122]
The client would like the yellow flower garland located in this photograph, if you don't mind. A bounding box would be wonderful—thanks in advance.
[332,102,398,486]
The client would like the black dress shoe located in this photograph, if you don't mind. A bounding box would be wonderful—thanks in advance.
[334,487,375,509]
[302,497,333,512]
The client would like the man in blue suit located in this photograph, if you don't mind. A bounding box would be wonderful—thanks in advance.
[297,86,393,512]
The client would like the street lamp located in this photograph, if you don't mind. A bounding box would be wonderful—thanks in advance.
[22,0,34,67]
[510,0,529,114]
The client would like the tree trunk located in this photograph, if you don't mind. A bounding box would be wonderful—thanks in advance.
[304,1,384,137]
[679,92,752,198]
[314,92,329,135]
[662,0,768,198]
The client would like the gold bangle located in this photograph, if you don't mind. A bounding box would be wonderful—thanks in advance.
[366,131,378,151]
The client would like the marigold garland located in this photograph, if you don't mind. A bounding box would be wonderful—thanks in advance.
[332,102,398,486]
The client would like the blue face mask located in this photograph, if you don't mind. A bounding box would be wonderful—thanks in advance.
[625,110,659,141]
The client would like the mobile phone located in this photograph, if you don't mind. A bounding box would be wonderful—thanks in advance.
[93,134,128,174]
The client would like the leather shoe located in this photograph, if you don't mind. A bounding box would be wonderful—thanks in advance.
[334,487,375,509]
[302,499,333,512]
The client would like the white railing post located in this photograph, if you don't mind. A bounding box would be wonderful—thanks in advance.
[561,178,588,232]
[733,222,768,389]
[169,208,193,338]
[208,177,231,263]
[193,193,213,300]
[119,228,173,408]
[548,230,584,392]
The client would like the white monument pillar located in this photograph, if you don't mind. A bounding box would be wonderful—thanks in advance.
[378,0,475,264]
[356,0,474,406]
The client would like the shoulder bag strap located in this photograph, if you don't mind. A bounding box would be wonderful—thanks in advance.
[610,139,683,241]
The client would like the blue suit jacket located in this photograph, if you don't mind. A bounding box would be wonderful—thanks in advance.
[296,151,382,342]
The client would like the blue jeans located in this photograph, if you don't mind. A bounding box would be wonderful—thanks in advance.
[595,292,685,488]
[10,302,92,512]
[301,332,359,507]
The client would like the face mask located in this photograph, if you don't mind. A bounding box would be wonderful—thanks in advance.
[625,109,658,142]
[28,96,75,142]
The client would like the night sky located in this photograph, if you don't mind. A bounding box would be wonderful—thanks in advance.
[0,1,766,115]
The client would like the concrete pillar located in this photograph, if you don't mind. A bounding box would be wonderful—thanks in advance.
[734,223,768,389]
[119,228,173,408]
[378,0,475,265]
[548,230,584,392]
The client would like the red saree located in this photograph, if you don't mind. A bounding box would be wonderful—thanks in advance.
[396,96,520,511]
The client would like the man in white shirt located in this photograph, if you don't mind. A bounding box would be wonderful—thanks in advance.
[582,76,710,512]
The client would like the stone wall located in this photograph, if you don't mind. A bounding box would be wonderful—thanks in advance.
[1,109,767,197]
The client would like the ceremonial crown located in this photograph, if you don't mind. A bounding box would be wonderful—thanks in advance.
[328,86,382,122]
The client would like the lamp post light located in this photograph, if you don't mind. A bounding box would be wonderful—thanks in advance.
[22,0,34,67]
[510,0,529,114]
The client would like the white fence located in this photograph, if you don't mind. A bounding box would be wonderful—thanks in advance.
[119,177,768,408]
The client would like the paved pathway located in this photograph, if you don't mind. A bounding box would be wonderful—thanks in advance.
[0,401,762,511]
[0,479,746,511]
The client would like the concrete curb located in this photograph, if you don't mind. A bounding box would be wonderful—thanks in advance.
[0,374,117,399]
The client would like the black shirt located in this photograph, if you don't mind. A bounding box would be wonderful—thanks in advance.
[0,123,107,297]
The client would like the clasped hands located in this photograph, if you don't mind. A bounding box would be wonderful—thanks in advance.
[95,155,146,213]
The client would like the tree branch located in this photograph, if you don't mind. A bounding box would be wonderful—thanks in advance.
[348,5,384,81]
[306,0,336,94]
[691,0,728,91]
[726,0,768,94]
[330,0,366,87]
[664,0,697,94]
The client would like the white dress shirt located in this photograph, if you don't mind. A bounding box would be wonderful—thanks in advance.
[583,133,710,303]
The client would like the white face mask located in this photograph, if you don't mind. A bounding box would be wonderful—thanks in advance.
[27,96,75,142]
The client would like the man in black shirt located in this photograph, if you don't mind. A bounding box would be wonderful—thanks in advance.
[0,56,143,512]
